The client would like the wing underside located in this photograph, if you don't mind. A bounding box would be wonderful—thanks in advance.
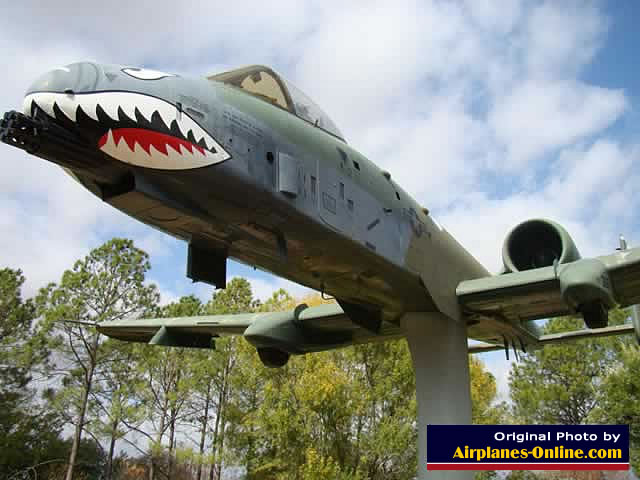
[97,303,404,354]
[459,247,640,351]
[98,249,640,356]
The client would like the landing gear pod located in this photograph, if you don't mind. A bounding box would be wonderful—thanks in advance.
[242,304,354,367]
[558,258,615,329]
[257,348,290,368]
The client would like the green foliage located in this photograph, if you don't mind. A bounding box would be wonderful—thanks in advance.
[0,268,65,477]
[256,288,295,312]
[509,310,628,425]
[470,356,506,424]
[592,342,640,471]
[475,471,499,480]
[206,277,254,314]
[298,448,361,480]
[503,471,539,480]
[34,238,158,479]
[0,268,40,397]
[71,436,109,479]
[226,329,501,480]
[162,294,204,317]
[0,268,37,360]
[11,239,640,480]
[0,408,64,477]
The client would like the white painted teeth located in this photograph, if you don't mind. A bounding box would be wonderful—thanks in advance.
[22,91,225,158]
[98,128,215,170]
[23,94,55,118]
[118,102,137,122]
[22,91,230,169]
[99,100,120,122]
[76,96,100,121]
[56,94,79,121]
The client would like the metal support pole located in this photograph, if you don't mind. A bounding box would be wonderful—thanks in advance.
[401,312,473,480]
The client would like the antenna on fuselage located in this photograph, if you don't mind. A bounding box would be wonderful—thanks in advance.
[618,234,628,251]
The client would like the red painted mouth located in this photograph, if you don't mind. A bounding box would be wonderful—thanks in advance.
[98,128,206,156]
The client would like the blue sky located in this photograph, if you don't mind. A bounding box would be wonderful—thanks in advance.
[1,0,639,396]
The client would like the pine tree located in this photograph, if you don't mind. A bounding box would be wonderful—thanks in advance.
[36,238,158,480]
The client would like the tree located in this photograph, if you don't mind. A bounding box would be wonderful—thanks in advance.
[256,288,295,312]
[207,277,254,314]
[509,310,628,425]
[36,238,158,480]
[135,281,254,480]
[137,295,206,480]
[186,349,219,480]
[160,296,204,478]
[592,339,640,471]
[470,356,504,425]
[205,278,254,480]
[0,267,64,477]
[223,292,504,480]
[91,338,146,480]
[470,357,505,480]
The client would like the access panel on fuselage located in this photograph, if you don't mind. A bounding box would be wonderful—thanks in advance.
[318,163,356,237]
[314,155,412,266]
[278,152,301,197]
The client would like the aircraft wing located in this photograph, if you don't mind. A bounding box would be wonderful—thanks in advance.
[99,248,640,356]
[97,303,360,352]
[97,312,256,348]
[457,247,640,322]
[458,247,640,350]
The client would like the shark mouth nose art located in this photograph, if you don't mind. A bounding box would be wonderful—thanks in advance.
[22,91,230,169]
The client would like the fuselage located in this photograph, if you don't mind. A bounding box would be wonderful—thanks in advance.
[17,62,490,339]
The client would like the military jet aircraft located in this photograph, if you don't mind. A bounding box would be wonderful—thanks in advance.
[4,62,640,478]
[2,62,640,363]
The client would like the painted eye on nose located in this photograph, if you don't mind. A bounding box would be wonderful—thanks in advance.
[122,67,176,81]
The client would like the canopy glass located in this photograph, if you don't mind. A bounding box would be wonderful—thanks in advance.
[209,65,344,141]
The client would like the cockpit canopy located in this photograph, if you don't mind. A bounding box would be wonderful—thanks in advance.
[208,65,345,142]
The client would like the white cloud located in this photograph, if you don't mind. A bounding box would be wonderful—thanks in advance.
[1,2,639,412]
[0,1,317,69]
[523,1,607,79]
[441,137,640,273]
[464,0,522,34]
[363,93,493,209]
[294,1,483,137]
[489,80,627,169]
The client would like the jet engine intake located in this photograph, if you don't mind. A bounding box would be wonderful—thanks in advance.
[502,219,581,272]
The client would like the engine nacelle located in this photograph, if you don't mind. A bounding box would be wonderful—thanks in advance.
[502,219,615,328]
[502,219,581,273]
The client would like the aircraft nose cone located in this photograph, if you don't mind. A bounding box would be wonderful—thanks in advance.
[25,62,100,96]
